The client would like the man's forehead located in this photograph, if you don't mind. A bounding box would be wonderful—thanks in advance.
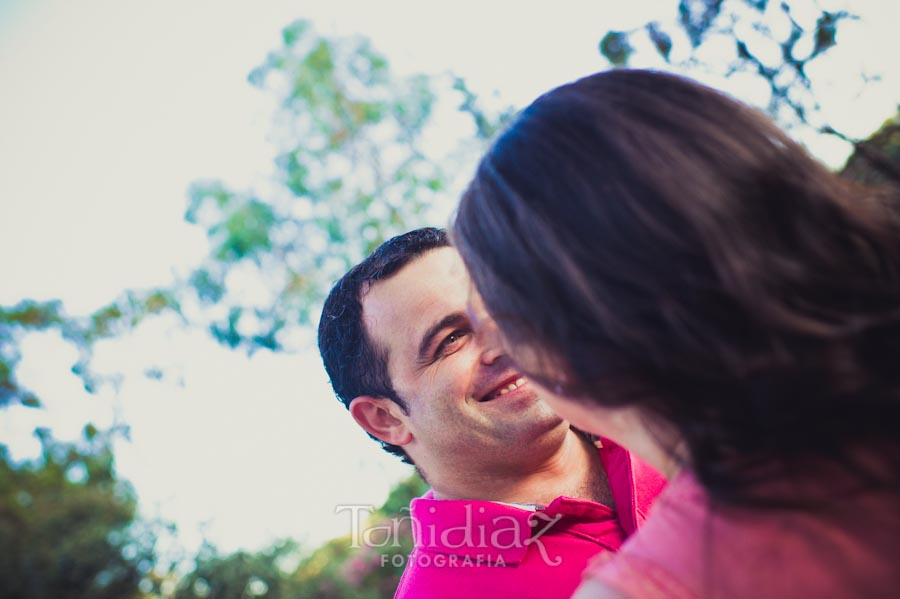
[361,247,469,352]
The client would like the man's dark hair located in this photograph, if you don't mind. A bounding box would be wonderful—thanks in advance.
[318,227,449,463]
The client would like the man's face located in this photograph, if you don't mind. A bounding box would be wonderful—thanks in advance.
[361,247,565,473]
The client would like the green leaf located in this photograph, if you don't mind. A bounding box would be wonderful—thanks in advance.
[90,304,124,337]
[0,300,63,329]
[20,393,41,408]
[210,307,243,348]
[144,291,173,314]
[212,200,276,262]
[599,31,633,66]
[281,20,310,48]
[190,269,226,304]
[0,359,12,386]
[811,11,848,58]
[647,23,673,61]
[678,0,724,48]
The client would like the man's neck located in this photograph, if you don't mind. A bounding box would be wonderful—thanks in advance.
[430,428,614,508]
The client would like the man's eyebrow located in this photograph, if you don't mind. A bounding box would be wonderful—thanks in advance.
[417,312,468,363]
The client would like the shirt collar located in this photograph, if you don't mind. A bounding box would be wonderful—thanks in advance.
[409,493,617,564]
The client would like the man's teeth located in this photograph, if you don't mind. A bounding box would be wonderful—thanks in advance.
[495,378,526,397]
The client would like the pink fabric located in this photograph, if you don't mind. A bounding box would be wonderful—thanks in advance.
[585,470,900,599]
[394,442,666,599]
[598,440,666,536]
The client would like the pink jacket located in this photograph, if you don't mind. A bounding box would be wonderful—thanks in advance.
[394,441,666,599]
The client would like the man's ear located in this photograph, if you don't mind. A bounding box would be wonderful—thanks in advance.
[349,396,413,447]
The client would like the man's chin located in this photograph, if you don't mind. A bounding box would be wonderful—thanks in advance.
[504,404,567,437]
[494,416,570,464]
[475,388,567,436]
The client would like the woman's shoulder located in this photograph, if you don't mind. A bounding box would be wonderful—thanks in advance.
[581,469,900,599]
[579,471,706,599]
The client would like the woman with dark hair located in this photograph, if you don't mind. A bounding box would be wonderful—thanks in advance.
[451,69,900,598]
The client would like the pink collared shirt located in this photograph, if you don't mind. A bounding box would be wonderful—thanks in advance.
[394,441,666,599]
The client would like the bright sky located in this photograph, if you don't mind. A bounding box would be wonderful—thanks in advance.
[1,0,898,558]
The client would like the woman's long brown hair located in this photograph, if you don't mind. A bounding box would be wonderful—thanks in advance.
[452,69,900,508]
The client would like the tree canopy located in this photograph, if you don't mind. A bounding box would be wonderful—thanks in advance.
[184,20,512,352]
[0,428,157,599]
[598,0,900,187]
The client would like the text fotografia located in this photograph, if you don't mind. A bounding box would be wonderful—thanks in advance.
[381,553,508,568]
[336,504,564,567]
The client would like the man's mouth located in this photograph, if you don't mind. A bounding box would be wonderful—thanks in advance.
[479,376,527,402]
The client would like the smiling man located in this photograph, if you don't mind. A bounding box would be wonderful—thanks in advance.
[317,228,665,599]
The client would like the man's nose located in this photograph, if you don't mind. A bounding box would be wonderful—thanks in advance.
[477,319,506,365]
[468,285,507,365]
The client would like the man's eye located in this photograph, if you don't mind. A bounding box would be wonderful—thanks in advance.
[434,330,468,358]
